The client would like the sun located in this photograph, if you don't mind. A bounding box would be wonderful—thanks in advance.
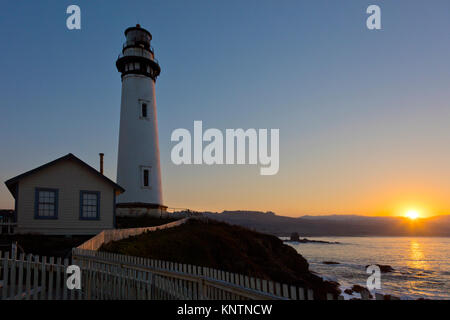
[405,210,420,220]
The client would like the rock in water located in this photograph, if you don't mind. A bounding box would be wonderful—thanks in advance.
[290,232,300,241]
[365,264,394,273]
[344,288,353,295]
[322,261,340,265]
[351,285,373,299]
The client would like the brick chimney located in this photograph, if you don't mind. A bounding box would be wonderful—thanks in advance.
[99,153,104,174]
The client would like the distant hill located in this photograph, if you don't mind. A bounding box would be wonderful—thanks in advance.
[200,211,450,237]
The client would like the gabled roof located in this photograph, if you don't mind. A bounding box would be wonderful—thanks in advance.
[4,153,125,197]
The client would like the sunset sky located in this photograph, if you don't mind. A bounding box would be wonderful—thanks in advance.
[1,1,449,217]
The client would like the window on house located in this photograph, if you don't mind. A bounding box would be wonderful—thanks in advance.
[142,103,148,118]
[80,191,100,220]
[35,188,58,219]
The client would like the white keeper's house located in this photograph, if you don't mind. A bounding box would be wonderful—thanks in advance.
[4,153,125,235]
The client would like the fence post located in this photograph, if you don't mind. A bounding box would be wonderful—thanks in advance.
[268,281,274,295]
[40,256,47,299]
[9,253,17,299]
[298,287,305,300]
[275,282,281,297]
[48,257,54,300]
[63,258,69,300]
[55,257,61,299]
[1,252,9,299]
[12,242,17,260]
[282,284,289,299]
[244,276,250,288]
[147,272,153,300]
[16,253,25,300]
[32,255,40,300]
[290,285,297,300]
[307,289,314,300]
[262,279,268,293]
[256,278,262,291]
[198,279,205,300]
[25,254,32,300]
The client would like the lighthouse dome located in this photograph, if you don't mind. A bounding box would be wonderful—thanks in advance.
[124,24,152,48]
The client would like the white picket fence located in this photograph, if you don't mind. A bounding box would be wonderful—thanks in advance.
[0,250,81,300]
[1,248,324,300]
[77,218,190,251]
[3,247,399,300]
[72,248,329,300]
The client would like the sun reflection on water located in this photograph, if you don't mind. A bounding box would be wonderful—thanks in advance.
[290,237,450,299]
[408,240,427,270]
[405,240,430,294]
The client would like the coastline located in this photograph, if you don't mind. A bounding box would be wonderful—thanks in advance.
[284,236,450,300]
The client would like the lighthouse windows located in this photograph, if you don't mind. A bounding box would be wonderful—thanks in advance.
[140,166,152,188]
[142,103,148,118]
[139,100,150,120]
[143,169,149,187]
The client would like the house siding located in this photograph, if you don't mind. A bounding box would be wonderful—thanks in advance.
[16,159,115,235]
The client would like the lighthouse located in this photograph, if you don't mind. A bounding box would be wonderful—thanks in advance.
[115,24,167,216]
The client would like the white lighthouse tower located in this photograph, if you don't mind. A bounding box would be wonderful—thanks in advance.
[116,24,166,216]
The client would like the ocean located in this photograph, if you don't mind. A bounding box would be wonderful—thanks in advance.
[284,237,450,300]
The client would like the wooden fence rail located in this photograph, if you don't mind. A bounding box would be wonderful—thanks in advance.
[77,218,190,251]
[72,248,322,300]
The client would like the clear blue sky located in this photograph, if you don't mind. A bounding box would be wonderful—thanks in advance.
[1,1,449,216]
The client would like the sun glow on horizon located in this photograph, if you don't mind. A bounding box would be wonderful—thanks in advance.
[405,209,420,220]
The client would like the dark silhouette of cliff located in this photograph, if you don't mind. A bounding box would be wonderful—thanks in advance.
[100,218,340,299]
